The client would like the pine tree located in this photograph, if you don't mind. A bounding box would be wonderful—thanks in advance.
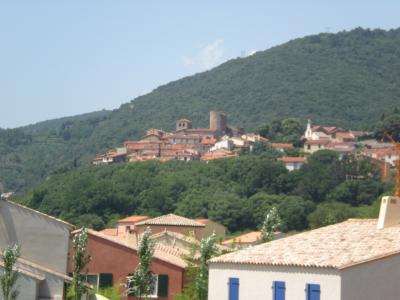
[71,228,92,300]
[127,227,155,299]
[259,207,281,243]
[0,244,20,300]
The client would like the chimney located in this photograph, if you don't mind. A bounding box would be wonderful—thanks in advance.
[377,196,400,229]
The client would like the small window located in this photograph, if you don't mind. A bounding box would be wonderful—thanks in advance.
[306,284,320,300]
[127,273,161,298]
[273,281,285,300]
[228,277,239,300]
[307,144,311,150]
[84,274,99,290]
[125,226,131,232]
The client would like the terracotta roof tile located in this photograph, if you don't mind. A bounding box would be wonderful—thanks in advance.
[135,214,205,227]
[222,231,263,245]
[118,215,149,224]
[211,219,400,269]
[278,157,307,163]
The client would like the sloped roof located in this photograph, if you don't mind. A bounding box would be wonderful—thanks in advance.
[135,214,205,227]
[4,200,74,228]
[118,215,149,224]
[222,231,262,245]
[210,219,400,270]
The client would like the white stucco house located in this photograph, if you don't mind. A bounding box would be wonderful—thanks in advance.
[0,200,73,299]
[209,195,400,300]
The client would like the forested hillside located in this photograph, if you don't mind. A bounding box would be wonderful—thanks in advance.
[19,151,389,232]
[2,27,400,191]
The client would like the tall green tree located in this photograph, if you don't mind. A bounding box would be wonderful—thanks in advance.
[196,233,219,300]
[127,227,155,299]
[259,207,281,243]
[0,245,20,300]
[71,228,92,300]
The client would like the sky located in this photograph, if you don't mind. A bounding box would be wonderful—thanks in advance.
[1,1,400,128]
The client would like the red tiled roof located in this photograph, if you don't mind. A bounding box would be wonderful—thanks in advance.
[135,214,205,227]
[336,132,355,139]
[222,231,263,245]
[118,215,149,224]
[305,139,331,145]
[271,143,294,148]
[278,157,307,163]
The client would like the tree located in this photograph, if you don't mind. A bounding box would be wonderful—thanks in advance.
[259,207,281,243]
[127,227,155,299]
[195,233,219,300]
[71,228,92,300]
[0,244,20,300]
[174,234,199,300]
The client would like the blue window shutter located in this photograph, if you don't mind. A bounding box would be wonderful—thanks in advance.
[228,277,239,300]
[273,281,285,300]
[306,284,320,300]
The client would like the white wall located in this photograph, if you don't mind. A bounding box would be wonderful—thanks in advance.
[341,255,400,300]
[209,263,341,300]
[0,269,39,300]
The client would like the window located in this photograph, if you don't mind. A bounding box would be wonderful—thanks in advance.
[307,144,311,150]
[127,273,169,298]
[82,273,113,291]
[306,284,320,300]
[228,277,239,300]
[273,281,285,300]
[84,274,99,290]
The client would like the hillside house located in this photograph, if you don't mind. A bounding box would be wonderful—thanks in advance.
[134,214,205,241]
[0,200,73,300]
[363,148,399,167]
[304,139,331,153]
[208,195,400,300]
[277,156,307,171]
[70,229,187,300]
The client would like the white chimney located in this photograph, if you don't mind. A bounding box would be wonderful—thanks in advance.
[377,196,400,229]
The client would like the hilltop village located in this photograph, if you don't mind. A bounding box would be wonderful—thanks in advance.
[93,112,398,176]
[93,111,268,163]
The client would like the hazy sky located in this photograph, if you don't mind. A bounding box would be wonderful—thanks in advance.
[1,1,399,128]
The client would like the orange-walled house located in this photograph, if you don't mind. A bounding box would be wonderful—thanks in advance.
[69,229,187,300]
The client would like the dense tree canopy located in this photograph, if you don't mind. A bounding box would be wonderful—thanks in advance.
[17,150,389,233]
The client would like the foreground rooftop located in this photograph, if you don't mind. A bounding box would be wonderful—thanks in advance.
[210,219,400,269]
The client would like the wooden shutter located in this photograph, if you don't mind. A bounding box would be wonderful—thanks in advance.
[273,281,285,300]
[99,273,113,288]
[157,274,169,297]
[228,277,239,300]
[306,284,320,300]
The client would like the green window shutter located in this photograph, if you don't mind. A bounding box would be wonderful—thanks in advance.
[157,274,169,297]
[99,273,113,288]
